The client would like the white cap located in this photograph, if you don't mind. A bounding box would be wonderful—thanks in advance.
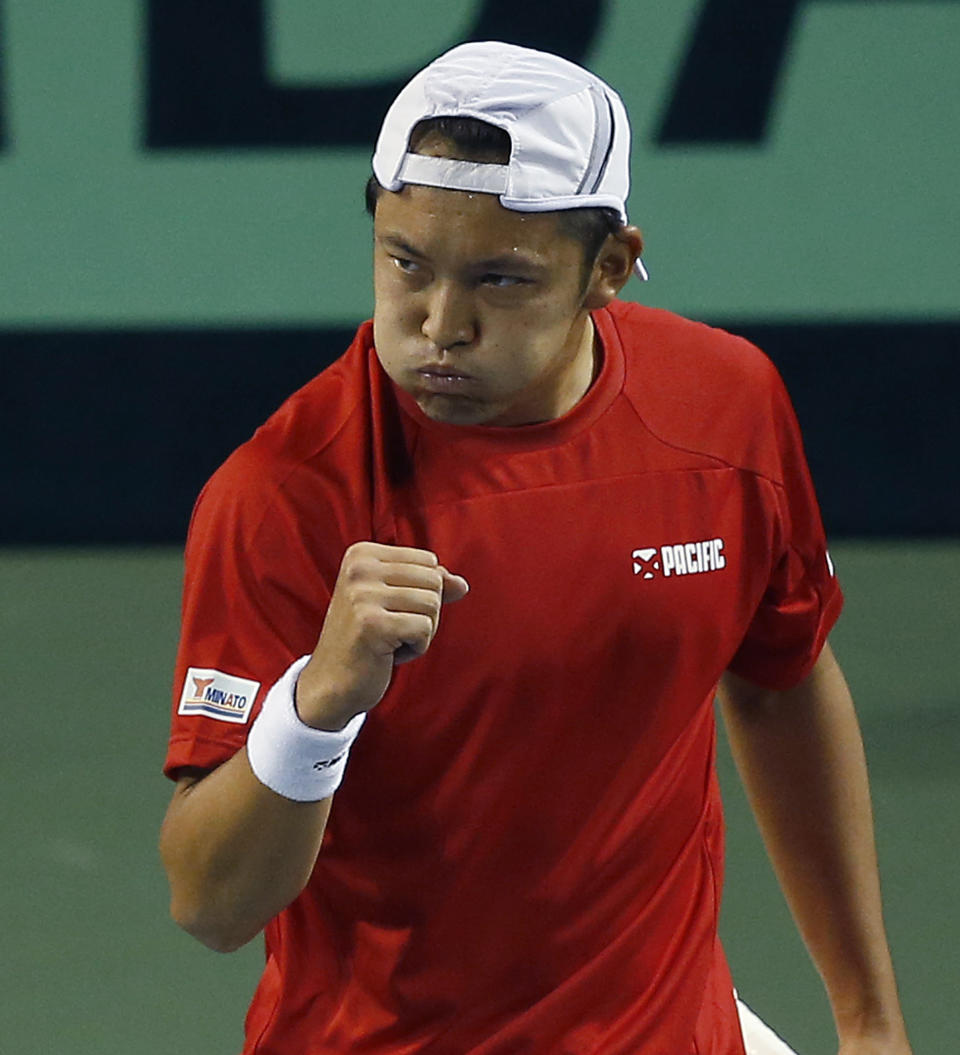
[372,41,648,281]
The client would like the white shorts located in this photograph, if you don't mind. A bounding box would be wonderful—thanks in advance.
[735,994,800,1055]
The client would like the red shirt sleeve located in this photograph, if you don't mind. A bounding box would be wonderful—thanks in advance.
[727,366,843,690]
[164,443,335,779]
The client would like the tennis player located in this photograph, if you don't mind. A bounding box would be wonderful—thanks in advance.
[160,41,911,1055]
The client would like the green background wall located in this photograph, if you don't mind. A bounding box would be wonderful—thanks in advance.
[2,0,958,541]
[2,1,957,326]
[4,543,957,1051]
[2,2,957,1051]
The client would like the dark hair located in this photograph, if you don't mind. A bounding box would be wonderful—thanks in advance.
[364,116,622,279]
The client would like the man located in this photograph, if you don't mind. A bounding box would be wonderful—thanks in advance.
[160,42,911,1055]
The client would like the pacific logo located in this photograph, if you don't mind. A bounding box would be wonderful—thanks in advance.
[177,667,261,725]
[632,537,726,580]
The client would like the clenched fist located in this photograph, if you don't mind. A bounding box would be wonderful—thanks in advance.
[295,542,469,731]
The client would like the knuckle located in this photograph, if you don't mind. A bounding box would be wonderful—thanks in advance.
[351,581,380,606]
[343,540,369,563]
[356,605,384,637]
[342,558,365,584]
[344,554,382,588]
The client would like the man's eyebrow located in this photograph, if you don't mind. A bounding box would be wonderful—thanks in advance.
[378,233,426,258]
[471,253,546,274]
[378,232,545,273]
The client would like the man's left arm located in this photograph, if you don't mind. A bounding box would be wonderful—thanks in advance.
[718,642,912,1055]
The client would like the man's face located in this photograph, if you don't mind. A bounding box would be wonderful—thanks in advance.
[372,182,598,427]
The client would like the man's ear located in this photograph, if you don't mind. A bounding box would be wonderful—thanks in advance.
[582,226,644,310]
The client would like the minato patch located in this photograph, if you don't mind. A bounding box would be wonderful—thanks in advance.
[178,667,260,724]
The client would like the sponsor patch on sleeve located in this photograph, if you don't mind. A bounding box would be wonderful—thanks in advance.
[178,667,261,724]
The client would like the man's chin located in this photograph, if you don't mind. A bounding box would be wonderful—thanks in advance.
[415,392,495,426]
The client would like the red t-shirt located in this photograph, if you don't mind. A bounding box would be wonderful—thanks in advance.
[166,300,842,1055]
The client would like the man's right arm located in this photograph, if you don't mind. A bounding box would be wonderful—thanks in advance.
[160,754,335,953]
[159,542,469,953]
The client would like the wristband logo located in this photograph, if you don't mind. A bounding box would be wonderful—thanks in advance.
[632,538,727,580]
[177,666,261,724]
[313,753,346,771]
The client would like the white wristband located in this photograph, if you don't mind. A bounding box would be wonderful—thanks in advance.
[246,655,366,802]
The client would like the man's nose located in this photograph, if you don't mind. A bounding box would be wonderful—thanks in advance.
[420,281,475,350]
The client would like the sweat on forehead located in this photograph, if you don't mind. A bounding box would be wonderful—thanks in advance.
[377,177,621,282]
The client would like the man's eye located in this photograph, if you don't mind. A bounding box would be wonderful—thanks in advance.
[481,273,525,288]
[392,256,420,274]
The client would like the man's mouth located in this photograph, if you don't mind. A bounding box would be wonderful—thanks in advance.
[416,366,476,391]
[419,364,473,378]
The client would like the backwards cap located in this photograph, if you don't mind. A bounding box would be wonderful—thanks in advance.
[372,41,648,281]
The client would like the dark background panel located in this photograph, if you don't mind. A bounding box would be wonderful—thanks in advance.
[0,327,350,544]
[2,321,957,544]
[656,0,801,143]
[732,320,959,538]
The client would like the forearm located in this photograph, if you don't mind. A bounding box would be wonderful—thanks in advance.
[160,545,468,952]
[719,646,908,1046]
[159,748,333,952]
